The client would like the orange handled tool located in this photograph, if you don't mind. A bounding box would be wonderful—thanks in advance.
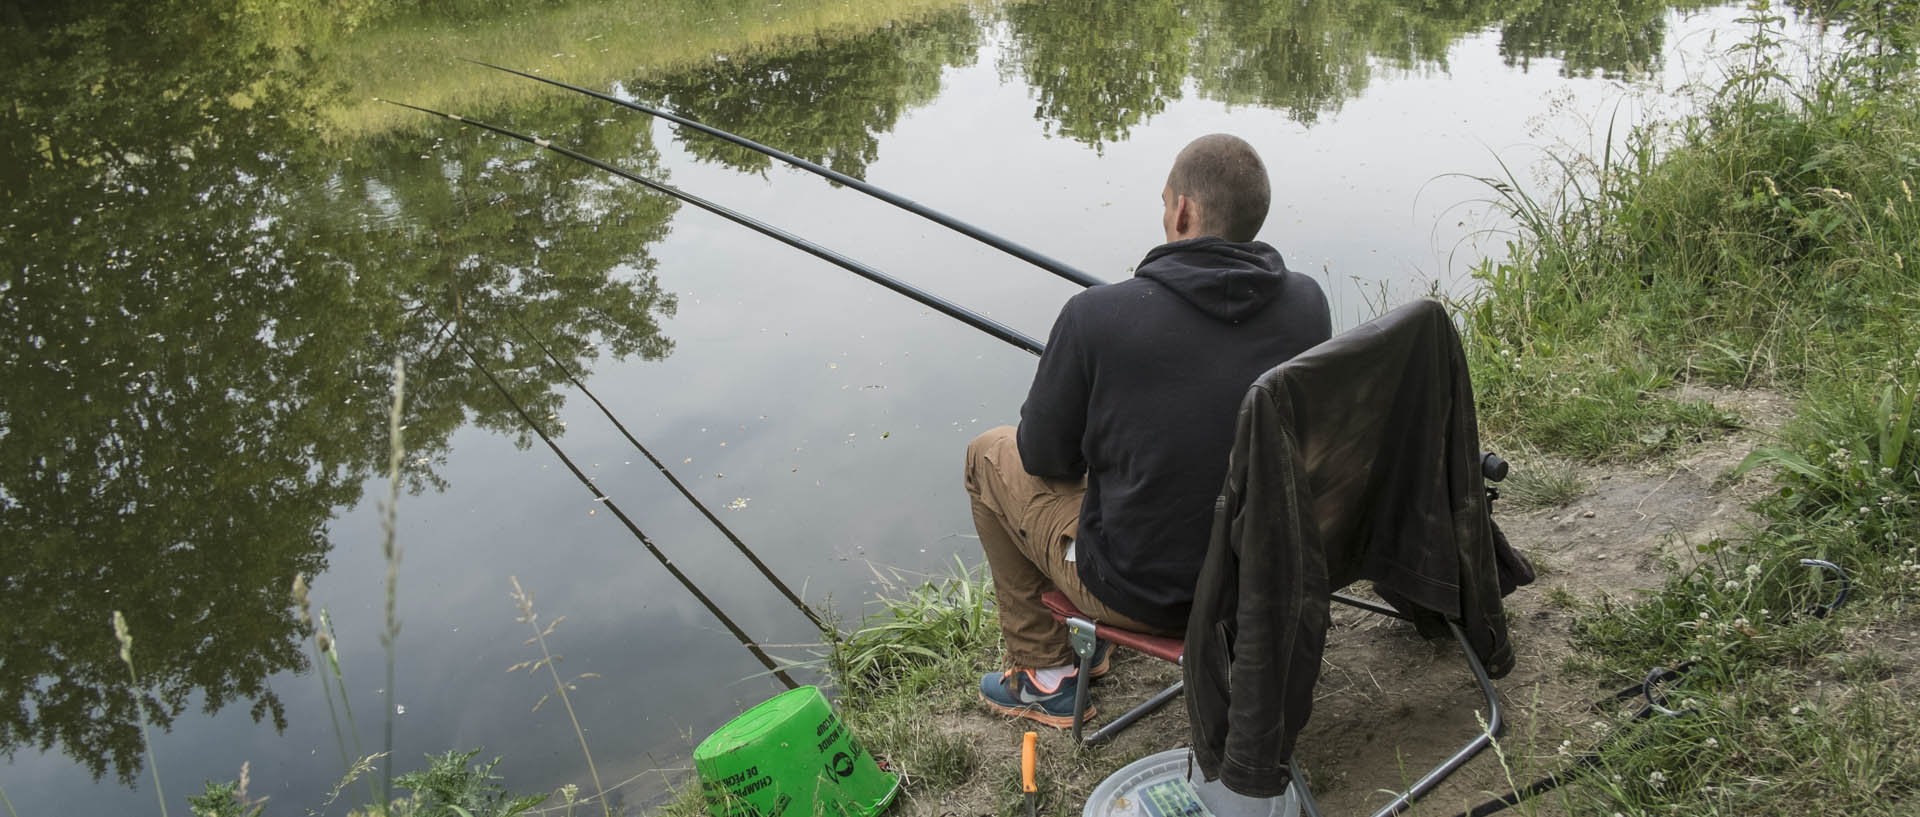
[1022,731,1038,817]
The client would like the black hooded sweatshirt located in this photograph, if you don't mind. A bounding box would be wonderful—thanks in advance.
[1017,237,1331,631]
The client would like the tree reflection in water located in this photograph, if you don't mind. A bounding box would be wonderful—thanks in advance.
[632,7,983,178]
[0,0,677,783]
[998,0,1692,138]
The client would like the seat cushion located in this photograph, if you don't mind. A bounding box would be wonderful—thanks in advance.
[1040,590,1185,664]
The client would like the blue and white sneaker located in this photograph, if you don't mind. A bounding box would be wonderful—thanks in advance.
[979,667,1095,728]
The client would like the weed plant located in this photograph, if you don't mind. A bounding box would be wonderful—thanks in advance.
[507,576,614,817]
[824,556,999,699]
[1459,1,1920,812]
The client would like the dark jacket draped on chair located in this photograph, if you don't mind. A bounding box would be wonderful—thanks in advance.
[1183,299,1534,797]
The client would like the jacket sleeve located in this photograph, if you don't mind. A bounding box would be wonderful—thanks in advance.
[1017,298,1090,479]
[1187,382,1330,797]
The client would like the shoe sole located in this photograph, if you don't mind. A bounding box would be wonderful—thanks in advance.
[979,692,1096,729]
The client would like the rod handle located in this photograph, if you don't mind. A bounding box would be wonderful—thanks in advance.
[1021,731,1038,793]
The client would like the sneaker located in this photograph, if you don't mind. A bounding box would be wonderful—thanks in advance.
[979,667,1096,729]
[1082,641,1112,680]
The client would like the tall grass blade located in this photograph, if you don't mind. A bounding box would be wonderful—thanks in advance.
[379,356,407,809]
[111,611,167,817]
[509,577,612,817]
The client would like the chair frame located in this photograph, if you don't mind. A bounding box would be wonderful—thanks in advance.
[1055,593,1502,817]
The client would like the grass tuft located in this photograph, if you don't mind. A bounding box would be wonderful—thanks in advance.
[1500,454,1589,510]
[824,556,999,699]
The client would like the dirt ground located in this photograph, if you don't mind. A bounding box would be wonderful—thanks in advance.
[889,387,1797,817]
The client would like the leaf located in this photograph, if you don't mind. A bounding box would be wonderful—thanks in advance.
[1881,383,1916,470]
[1735,447,1822,480]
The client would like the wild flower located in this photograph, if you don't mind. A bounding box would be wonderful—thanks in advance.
[293,573,314,630]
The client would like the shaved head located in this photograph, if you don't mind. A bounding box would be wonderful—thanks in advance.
[1165,134,1270,242]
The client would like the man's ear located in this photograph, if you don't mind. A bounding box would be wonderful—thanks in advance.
[1173,194,1194,236]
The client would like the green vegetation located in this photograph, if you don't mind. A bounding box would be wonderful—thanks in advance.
[1458,1,1920,812]
[823,559,1000,699]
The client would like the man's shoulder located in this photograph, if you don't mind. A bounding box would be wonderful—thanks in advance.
[1063,276,1167,309]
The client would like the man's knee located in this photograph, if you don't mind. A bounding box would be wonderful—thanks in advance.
[964,425,1018,492]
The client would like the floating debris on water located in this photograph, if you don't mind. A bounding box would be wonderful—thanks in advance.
[726,498,750,511]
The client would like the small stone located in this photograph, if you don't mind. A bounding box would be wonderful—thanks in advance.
[1582,510,1596,518]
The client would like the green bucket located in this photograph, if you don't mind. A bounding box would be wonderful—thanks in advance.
[693,686,900,817]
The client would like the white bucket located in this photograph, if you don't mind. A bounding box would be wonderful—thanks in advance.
[1083,749,1300,817]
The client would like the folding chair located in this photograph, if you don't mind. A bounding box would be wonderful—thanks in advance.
[1043,454,1514,817]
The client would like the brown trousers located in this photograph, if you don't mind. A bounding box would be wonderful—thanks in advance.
[964,426,1170,668]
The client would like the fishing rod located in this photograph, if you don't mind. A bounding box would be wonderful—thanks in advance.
[499,309,831,633]
[467,59,1106,290]
[448,327,801,689]
[378,98,1044,356]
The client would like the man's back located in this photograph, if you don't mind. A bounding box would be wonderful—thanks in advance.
[1017,236,1331,630]
[970,132,1332,728]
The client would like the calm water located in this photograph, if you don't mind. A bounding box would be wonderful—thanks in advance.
[1,0,1808,813]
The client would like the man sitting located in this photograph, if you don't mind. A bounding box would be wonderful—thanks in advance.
[965,134,1334,726]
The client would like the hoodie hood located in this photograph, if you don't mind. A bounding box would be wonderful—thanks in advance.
[1135,237,1289,323]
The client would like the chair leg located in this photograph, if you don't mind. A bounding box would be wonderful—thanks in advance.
[1363,620,1504,817]
[1080,679,1183,747]
[1065,616,1098,744]
[1292,760,1325,817]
